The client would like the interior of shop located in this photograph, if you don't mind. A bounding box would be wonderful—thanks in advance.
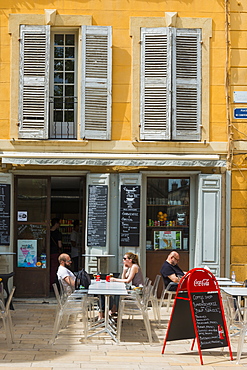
[50,176,85,259]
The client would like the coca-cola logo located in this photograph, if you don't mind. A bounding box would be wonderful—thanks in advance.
[194,279,209,287]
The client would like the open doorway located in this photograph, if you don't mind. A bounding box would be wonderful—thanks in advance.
[50,176,86,273]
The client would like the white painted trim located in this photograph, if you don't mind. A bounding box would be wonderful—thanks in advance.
[2,152,220,160]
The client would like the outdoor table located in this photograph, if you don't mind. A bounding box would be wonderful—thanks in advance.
[87,280,128,342]
[221,287,247,320]
[217,281,242,287]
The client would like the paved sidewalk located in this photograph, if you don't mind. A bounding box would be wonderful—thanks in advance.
[0,298,246,369]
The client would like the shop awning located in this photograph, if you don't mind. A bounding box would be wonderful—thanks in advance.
[1,152,226,167]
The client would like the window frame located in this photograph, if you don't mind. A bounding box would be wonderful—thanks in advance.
[49,29,79,139]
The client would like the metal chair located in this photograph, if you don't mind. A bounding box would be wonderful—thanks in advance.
[0,286,16,346]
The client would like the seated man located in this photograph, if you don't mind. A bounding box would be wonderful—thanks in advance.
[160,251,185,291]
[57,253,76,294]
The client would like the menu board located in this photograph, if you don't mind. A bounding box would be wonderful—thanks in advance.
[191,292,227,349]
[87,185,108,247]
[120,185,140,246]
[0,184,10,245]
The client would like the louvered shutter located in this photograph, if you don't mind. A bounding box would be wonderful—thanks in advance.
[172,28,201,141]
[81,26,112,140]
[19,25,50,139]
[140,28,172,140]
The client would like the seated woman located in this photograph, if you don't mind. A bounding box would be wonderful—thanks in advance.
[110,252,144,287]
[98,252,144,319]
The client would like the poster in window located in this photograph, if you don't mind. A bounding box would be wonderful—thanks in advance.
[17,240,37,267]
[154,230,182,250]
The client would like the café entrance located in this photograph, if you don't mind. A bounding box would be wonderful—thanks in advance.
[14,176,86,297]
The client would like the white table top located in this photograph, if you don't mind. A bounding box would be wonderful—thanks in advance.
[88,280,128,295]
[0,252,16,255]
[217,281,242,286]
[221,287,247,296]
[82,254,115,258]
[216,277,230,281]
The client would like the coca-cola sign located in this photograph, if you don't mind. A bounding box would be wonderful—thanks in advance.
[194,279,209,287]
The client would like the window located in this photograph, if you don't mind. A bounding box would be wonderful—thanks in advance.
[140,27,201,141]
[18,25,112,140]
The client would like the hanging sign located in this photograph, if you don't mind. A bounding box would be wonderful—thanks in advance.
[162,268,233,365]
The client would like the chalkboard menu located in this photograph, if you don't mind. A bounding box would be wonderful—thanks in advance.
[162,268,232,365]
[191,292,227,349]
[18,224,46,240]
[120,185,140,247]
[87,185,108,247]
[0,184,10,245]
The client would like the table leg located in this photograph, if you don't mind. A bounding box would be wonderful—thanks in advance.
[87,294,117,341]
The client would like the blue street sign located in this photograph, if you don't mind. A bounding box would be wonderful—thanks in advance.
[234,108,247,119]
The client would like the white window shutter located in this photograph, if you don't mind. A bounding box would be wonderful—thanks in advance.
[19,25,50,139]
[81,26,112,140]
[140,28,172,140]
[194,174,222,276]
[172,28,201,141]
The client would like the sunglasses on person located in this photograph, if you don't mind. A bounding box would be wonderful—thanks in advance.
[123,257,128,260]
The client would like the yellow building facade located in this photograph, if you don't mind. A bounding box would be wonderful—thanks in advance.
[0,0,244,296]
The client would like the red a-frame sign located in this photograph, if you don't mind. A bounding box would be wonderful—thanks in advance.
[162,268,233,365]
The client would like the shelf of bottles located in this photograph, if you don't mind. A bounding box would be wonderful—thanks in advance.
[59,219,74,253]
[146,178,190,251]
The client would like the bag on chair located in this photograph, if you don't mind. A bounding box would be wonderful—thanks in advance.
[75,268,91,289]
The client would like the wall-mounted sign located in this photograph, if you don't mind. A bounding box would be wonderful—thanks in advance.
[234,108,247,119]
[120,185,140,246]
[17,239,37,267]
[87,185,108,247]
[0,184,10,245]
[18,211,28,222]
[234,91,247,103]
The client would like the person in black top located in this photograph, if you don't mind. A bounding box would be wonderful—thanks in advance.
[160,251,185,291]
[50,218,62,290]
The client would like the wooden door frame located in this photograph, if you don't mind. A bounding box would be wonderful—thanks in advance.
[13,176,51,297]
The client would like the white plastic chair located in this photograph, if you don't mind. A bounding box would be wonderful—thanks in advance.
[149,274,161,321]
[159,280,178,315]
[51,283,89,344]
[0,282,4,303]
[0,286,15,346]
[226,295,247,364]
[117,280,153,344]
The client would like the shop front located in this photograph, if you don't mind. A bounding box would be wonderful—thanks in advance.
[0,154,230,298]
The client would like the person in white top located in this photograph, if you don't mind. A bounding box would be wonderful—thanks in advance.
[57,253,76,294]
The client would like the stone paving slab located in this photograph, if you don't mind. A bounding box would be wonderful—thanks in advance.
[0,299,246,369]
